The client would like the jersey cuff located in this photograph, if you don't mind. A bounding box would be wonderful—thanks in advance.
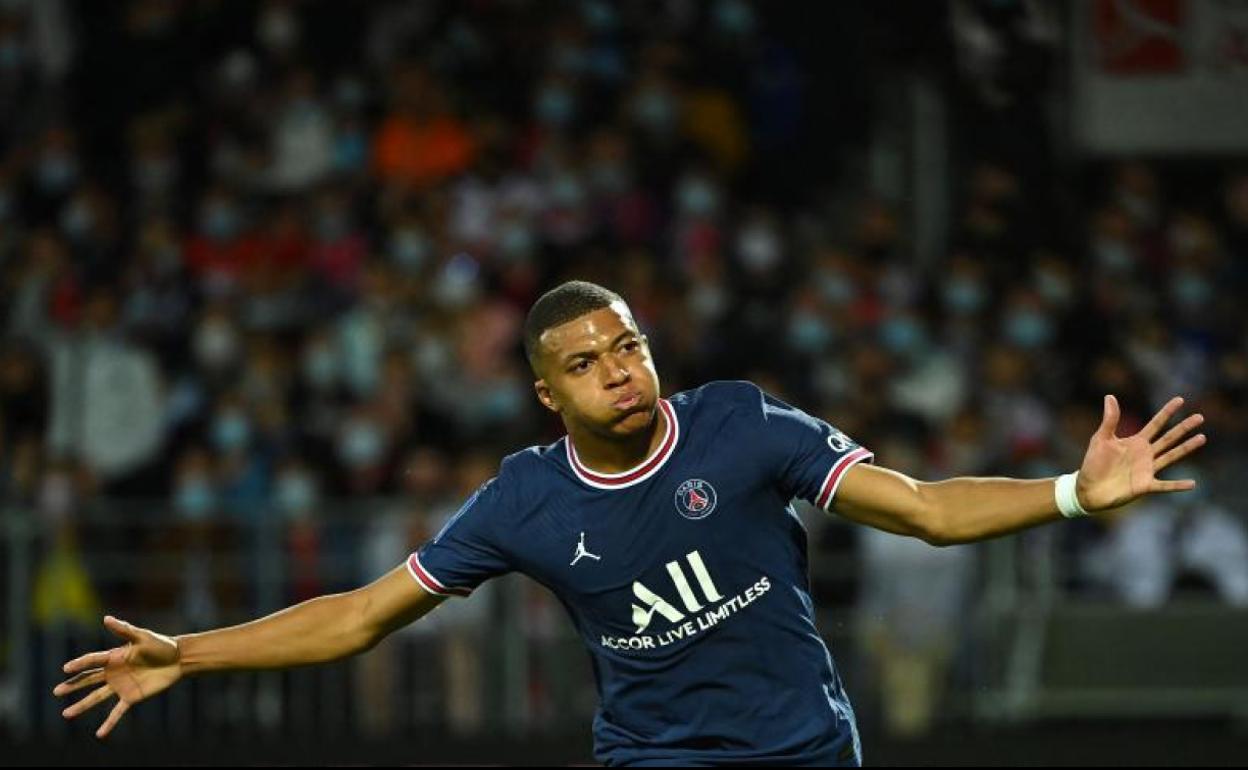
[816,448,874,511]
[405,553,472,597]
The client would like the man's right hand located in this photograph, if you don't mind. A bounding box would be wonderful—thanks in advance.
[52,615,183,738]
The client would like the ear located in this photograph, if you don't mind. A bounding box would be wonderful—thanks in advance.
[534,379,560,413]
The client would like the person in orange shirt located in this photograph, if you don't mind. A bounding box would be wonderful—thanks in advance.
[372,65,475,190]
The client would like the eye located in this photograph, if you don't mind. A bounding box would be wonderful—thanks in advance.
[622,340,640,353]
[571,359,592,373]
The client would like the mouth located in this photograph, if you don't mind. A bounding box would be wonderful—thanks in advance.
[613,391,643,410]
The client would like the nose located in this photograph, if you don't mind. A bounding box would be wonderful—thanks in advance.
[600,352,630,387]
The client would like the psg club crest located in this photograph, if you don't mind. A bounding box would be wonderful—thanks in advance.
[675,479,718,520]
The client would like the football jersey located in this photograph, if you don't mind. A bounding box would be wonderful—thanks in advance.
[407,380,874,766]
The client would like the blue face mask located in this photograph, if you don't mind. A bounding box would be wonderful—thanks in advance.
[176,480,216,521]
[550,174,585,207]
[677,179,718,217]
[213,411,251,452]
[1034,270,1073,306]
[334,131,367,172]
[37,153,78,194]
[498,222,535,261]
[942,278,985,315]
[1173,271,1212,311]
[204,203,240,241]
[303,345,338,389]
[788,312,832,354]
[340,423,384,468]
[277,473,318,517]
[391,228,430,270]
[816,272,856,306]
[880,317,927,357]
[634,88,677,133]
[536,86,576,127]
[483,383,525,422]
[1003,310,1054,349]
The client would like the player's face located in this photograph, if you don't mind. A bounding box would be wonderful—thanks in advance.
[534,301,660,437]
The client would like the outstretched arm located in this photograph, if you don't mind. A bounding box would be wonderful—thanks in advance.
[833,395,1206,546]
[53,564,441,738]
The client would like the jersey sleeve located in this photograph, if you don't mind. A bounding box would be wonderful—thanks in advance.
[745,383,874,512]
[406,476,512,598]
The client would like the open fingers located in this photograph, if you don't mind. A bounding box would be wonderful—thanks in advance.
[1141,396,1185,441]
[1153,413,1204,456]
[1154,433,1207,472]
[53,667,106,697]
[63,650,111,675]
[1150,478,1198,493]
[62,683,114,720]
[96,699,131,739]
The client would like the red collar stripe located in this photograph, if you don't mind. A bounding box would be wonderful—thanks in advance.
[567,399,679,488]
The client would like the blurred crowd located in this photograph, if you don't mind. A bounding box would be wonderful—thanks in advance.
[2,0,1248,740]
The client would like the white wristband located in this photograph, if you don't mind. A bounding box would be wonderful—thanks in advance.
[1055,472,1090,518]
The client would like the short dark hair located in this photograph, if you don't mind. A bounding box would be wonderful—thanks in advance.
[523,281,624,375]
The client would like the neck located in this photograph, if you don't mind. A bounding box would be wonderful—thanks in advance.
[567,403,667,474]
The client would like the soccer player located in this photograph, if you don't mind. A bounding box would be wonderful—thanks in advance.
[54,281,1207,765]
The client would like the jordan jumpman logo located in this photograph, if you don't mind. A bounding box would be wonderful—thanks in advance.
[570,531,601,566]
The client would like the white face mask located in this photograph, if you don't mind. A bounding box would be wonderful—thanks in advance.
[194,319,239,370]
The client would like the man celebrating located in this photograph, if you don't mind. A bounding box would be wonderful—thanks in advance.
[55,281,1206,765]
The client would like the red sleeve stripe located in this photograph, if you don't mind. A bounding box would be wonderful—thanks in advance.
[406,553,472,597]
[816,448,874,511]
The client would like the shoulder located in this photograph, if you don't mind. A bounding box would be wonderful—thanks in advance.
[670,379,766,414]
[494,441,567,503]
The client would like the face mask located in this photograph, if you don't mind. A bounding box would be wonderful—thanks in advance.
[677,178,718,217]
[212,411,251,452]
[175,479,216,521]
[813,271,854,306]
[498,222,535,261]
[316,212,349,241]
[1093,237,1133,273]
[259,7,298,52]
[589,162,628,193]
[633,88,677,133]
[1034,269,1073,306]
[203,202,240,241]
[535,85,576,127]
[713,0,756,35]
[433,253,481,308]
[788,311,832,353]
[1003,309,1054,349]
[39,473,75,522]
[483,382,525,422]
[0,40,24,70]
[340,422,384,468]
[880,317,925,357]
[550,174,585,207]
[134,157,177,194]
[59,200,93,240]
[334,131,367,172]
[1172,271,1212,311]
[738,225,781,272]
[390,228,430,270]
[276,472,318,517]
[37,153,78,194]
[689,282,728,321]
[194,320,239,369]
[303,344,338,389]
[942,278,986,315]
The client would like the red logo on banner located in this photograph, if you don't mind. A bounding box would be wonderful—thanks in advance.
[1093,0,1186,74]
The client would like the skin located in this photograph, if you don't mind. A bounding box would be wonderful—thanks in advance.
[53,298,1208,739]
[531,300,669,473]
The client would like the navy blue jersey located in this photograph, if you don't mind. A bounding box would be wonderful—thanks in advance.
[406,380,874,766]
